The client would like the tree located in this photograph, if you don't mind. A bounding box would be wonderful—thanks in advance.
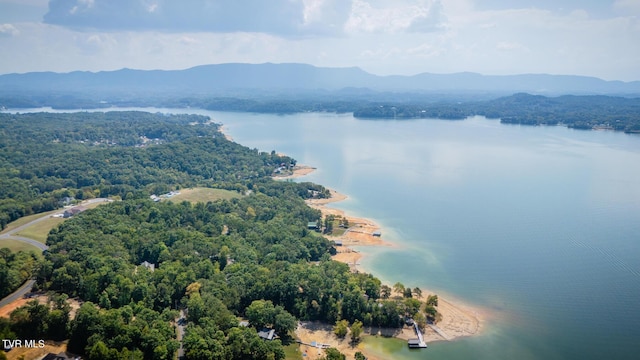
[393,282,405,296]
[355,352,367,360]
[412,287,422,298]
[333,319,348,338]
[323,348,345,360]
[403,287,413,298]
[273,307,297,338]
[350,319,363,344]
[380,285,391,299]
[324,215,334,234]
[426,294,438,307]
[425,305,438,323]
[403,298,421,318]
[413,312,427,330]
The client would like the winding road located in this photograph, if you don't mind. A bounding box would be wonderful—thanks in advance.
[0,198,113,304]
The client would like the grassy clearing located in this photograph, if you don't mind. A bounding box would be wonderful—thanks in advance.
[0,209,58,235]
[283,342,304,360]
[0,238,42,254]
[15,217,65,243]
[167,188,242,204]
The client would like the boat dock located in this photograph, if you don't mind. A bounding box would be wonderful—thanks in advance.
[408,322,428,348]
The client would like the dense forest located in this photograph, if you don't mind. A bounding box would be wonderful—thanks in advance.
[0,111,432,360]
[2,92,639,133]
[0,249,39,298]
[353,93,640,132]
[0,111,307,229]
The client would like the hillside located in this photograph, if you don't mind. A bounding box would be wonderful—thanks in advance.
[2,63,640,96]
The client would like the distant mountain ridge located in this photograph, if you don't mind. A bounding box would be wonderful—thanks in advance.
[1,63,639,96]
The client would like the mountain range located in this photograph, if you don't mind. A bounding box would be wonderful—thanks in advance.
[1,63,639,96]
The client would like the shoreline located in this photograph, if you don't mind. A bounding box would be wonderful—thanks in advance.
[293,166,483,359]
[272,165,317,180]
[218,124,234,141]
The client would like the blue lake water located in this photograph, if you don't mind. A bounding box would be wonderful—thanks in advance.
[8,108,640,359]
[209,112,640,360]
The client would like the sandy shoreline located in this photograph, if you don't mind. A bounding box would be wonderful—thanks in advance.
[218,124,234,141]
[272,165,317,180]
[293,166,483,358]
[212,125,483,356]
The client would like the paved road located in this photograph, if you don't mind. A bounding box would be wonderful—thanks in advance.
[0,235,48,251]
[0,198,113,305]
[0,279,36,308]
[176,309,186,359]
[0,198,113,249]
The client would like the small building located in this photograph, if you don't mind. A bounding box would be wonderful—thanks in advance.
[258,328,276,341]
[150,195,161,202]
[63,206,87,218]
[60,196,75,206]
[372,231,382,237]
[140,261,156,272]
[307,222,319,230]
[334,240,343,246]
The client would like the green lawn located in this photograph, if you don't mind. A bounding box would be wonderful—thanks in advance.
[0,238,43,255]
[283,343,304,360]
[15,217,65,243]
[166,188,242,204]
[0,209,59,235]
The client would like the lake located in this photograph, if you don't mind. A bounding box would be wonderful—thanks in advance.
[8,108,640,359]
[209,111,640,360]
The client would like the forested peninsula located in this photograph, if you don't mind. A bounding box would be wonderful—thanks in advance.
[0,112,433,360]
[2,92,640,133]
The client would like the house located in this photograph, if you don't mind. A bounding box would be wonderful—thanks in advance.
[334,241,343,246]
[307,222,319,230]
[63,206,87,218]
[258,328,277,341]
[59,196,75,206]
[140,261,156,272]
[42,352,81,360]
[150,195,161,202]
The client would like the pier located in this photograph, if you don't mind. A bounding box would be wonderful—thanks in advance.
[407,322,428,348]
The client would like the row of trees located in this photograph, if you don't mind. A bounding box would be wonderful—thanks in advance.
[354,93,640,133]
[0,248,39,298]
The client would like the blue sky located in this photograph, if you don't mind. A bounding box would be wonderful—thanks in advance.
[0,0,639,80]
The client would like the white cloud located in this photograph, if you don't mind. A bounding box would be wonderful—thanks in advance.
[613,0,640,16]
[496,41,529,52]
[0,23,19,36]
[345,0,447,34]
[42,0,353,37]
[0,0,639,81]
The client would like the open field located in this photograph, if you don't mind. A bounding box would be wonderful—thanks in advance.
[15,217,65,243]
[0,209,58,235]
[166,187,242,204]
[283,342,304,360]
[0,239,42,254]
[5,199,112,244]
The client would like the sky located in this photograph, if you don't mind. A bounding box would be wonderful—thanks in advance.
[0,0,639,81]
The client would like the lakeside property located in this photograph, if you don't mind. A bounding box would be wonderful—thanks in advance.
[281,165,483,359]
